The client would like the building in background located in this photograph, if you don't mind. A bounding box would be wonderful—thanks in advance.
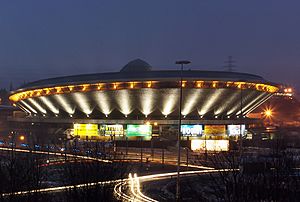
[8,59,279,151]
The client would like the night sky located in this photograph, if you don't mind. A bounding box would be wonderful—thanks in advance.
[0,1,299,91]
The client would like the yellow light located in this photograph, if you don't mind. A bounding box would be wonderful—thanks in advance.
[197,81,203,88]
[82,84,89,91]
[264,108,273,118]
[146,121,150,125]
[226,82,233,87]
[154,122,158,126]
[236,82,245,89]
[68,86,74,91]
[265,110,272,116]
[44,88,51,95]
[7,80,279,104]
[9,95,18,102]
[19,135,25,141]
[55,87,62,93]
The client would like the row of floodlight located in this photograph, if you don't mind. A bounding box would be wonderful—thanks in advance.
[15,87,272,121]
[9,80,278,102]
[26,111,247,120]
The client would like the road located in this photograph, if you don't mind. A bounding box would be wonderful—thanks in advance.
[0,146,222,201]
[114,169,234,202]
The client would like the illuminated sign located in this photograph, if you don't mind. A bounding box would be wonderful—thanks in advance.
[228,125,246,136]
[99,125,124,136]
[126,125,152,137]
[73,124,98,136]
[191,140,229,151]
[181,125,203,137]
[204,125,226,136]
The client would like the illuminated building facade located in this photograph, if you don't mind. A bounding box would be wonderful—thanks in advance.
[9,59,279,151]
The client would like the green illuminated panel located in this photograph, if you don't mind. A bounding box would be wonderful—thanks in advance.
[126,125,152,137]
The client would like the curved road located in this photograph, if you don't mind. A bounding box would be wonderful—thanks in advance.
[0,146,227,201]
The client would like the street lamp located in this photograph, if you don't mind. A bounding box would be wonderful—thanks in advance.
[19,135,25,141]
[239,81,244,156]
[263,107,274,126]
[175,60,191,201]
[264,108,273,118]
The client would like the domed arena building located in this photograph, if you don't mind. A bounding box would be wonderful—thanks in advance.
[9,59,279,151]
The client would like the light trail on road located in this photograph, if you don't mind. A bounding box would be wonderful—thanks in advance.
[128,173,146,201]
[139,168,234,182]
[6,163,291,202]
[2,179,124,197]
[114,181,132,201]
[0,146,216,170]
[133,173,158,202]
[0,147,112,163]
[114,169,236,202]
[2,166,231,201]
[0,146,223,201]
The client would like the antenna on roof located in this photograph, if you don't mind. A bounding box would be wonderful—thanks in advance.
[224,56,236,72]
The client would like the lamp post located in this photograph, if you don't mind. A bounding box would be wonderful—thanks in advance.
[239,81,244,156]
[175,60,191,201]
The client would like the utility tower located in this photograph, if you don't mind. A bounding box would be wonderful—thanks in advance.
[224,56,236,72]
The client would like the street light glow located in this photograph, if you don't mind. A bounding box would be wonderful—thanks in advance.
[264,108,273,117]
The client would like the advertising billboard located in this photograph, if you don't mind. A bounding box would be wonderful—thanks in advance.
[181,125,203,137]
[191,139,229,151]
[73,124,98,136]
[204,125,226,136]
[228,125,246,136]
[126,125,152,137]
[99,124,124,136]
